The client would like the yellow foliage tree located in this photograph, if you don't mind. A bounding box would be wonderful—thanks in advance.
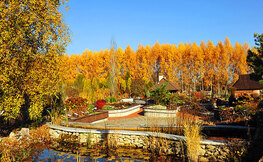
[0,0,70,120]
[60,39,249,99]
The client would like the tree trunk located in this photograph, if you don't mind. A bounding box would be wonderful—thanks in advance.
[202,78,204,91]
[225,83,228,97]
[218,82,221,96]
[193,79,196,93]
[210,78,213,98]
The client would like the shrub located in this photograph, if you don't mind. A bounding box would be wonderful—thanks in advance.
[179,93,188,101]
[65,97,88,110]
[87,104,95,109]
[71,106,87,116]
[151,83,170,105]
[148,105,167,109]
[87,105,95,114]
[226,140,246,162]
[102,105,115,110]
[105,96,118,103]
[95,99,106,110]
[195,92,201,99]
[105,97,110,103]
[110,96,118,103]
[30,125,50,142]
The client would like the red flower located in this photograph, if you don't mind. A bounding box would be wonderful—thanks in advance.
[95,99,106,110]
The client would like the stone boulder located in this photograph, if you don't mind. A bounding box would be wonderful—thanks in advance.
[120,98,134,103]
[9,128,31,140]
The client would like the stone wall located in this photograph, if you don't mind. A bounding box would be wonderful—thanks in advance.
[48,124,228,161]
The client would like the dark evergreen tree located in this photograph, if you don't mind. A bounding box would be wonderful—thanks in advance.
[247,33,263,82]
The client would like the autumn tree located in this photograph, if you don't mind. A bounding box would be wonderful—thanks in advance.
[109,39,117,97]
[59,39,249,99]
[177,43,186,92]
[206,41,215,92]
[217,41,230,95]
[151,41,162,83]
[130,79,146,97]
[0,0,70,120]
[190,42,204,92]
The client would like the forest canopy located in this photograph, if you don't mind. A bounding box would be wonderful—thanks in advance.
[61,38,249,103]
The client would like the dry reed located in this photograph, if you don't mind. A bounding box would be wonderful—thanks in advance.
[107,129,119,149]
[0,125,50,161]
[183,118,201,162]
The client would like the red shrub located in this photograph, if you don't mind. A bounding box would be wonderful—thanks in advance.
[95,99,106,110]
[195,92,201,99]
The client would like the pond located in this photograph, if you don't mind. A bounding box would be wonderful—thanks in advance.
[32,144,183,162]
[35,149,144,161]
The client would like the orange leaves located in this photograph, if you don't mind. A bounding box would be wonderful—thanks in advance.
[61,39,249,97]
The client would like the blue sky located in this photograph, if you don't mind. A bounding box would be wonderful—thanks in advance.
[63,0,263,55]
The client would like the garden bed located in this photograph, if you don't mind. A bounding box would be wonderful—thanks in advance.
[69,111,108,123]
[143,105,180,117]
[103,102,139,110]
[179,99,261,127]
[105,104,142,118]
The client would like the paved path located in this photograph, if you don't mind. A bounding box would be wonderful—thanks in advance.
[68,108,178,128]
[76,108,178,128]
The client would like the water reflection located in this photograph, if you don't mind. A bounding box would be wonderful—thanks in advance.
[35,149,144,162]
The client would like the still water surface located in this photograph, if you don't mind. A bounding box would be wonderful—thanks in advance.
[34,149,145,162]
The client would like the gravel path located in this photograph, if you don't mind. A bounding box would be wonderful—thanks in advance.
[92,116,178,128]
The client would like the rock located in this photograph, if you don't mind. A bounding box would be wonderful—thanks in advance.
[136,143,143,148]
[206,145,216,151]
[199,156,209,162]
[79,134,86,143]
[120,98,134,103]
[199,148,206,156]
[209,156,217,161]
[206,151,213,156]
[135,100,146,104]
[9,132,16,138]
[20,128,30,137]
[220,150,228,157]
[50,129,60,138]
[214,151,219,156]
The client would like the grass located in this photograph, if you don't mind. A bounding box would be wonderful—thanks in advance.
[183,119,202,162]
[48,108,62,125]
